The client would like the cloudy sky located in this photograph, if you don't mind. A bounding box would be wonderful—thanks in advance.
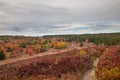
[0,0,120,36]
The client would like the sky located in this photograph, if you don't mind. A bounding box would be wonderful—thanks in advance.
[0,0,120,36]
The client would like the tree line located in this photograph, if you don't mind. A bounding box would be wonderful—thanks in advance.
[43,33,120,46]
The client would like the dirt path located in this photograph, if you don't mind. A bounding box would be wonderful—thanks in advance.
[0,49,69,66]
[82,58,99,80]
[0,46,90,66]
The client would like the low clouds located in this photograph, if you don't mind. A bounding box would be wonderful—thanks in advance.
[0,0,120,36]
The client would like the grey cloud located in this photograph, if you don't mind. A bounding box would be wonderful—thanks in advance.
[0,0,120,35]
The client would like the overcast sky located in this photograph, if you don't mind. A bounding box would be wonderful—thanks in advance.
[0,0,120,36]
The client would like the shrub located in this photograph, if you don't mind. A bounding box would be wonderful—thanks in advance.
[17,49,93,79]
[90,48,99,57]
[0,51,6,60]
[96,46,120,80]
[6,47,13,52]
[19,43,26,48]
[54,42,67,49]
[97,67,120,80]
[42,40,51,44]
[40,45,48,52]
[80,43,83,47]
[76,50,86,57]
[33,45,40,53]
[26,49,33,56]
[1,47,7,53]
[9,51,16,58]
[50,42,56,48]
[9,50,19,58]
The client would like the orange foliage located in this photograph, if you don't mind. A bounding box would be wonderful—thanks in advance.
[4,43,11,48]
[1,47,7,53]
[26,49,33,56]
[50,42,57,48]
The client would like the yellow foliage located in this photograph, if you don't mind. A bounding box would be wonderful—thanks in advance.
[76,50,86,57]
[54,42,67,49]
[103,50,109,54]
[100,67,120,80]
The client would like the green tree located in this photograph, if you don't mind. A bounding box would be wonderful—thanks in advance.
[80,43,83,47]
[0,51,6,60]
[40,45,48,52]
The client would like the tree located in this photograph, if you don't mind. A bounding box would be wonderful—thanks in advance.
[40,45,48,52]
[0,51,6,60]
[80,43,83,47]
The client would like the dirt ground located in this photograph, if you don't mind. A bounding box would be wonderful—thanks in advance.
[82,58,99,80]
